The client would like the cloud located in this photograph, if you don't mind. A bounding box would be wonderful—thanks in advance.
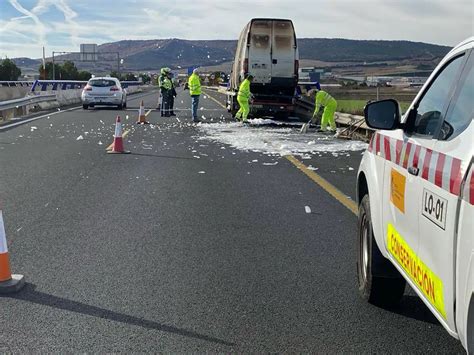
[1,0,472,58]
[7,0,47,45]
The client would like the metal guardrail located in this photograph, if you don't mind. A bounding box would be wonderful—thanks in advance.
[294,96,373,141]
[0,94,57,111]
[30,80,142,92]
[0,81,34,87]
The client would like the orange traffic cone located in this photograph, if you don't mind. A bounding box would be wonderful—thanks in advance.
[136,100,149,124]
[107,116,130,154]
[0,206,25,294]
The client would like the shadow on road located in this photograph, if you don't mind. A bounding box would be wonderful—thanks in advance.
[130,152,195,160]
[4,283,235,347]
[378,294,440,326]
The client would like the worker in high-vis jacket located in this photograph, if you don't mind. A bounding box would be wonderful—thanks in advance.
[188,68,201,123]
[312,82,337,132]
[159,68,173,117]
[235,74,254,123]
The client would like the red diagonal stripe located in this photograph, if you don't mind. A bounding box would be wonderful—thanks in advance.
[469,170,474,205]
[422,149,432,180]
[435,153,446,188]
[403,142,412,169]
[412,145,422,168]
[450,158,462,195]
[395,140,403,165]
[384,136,391,161]
[368,134,374,152]
[376,133,381,155]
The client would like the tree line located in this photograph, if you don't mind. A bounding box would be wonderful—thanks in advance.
[0,58,22,80]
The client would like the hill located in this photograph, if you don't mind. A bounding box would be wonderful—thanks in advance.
[13,38,451,73]
[99,38,450,70]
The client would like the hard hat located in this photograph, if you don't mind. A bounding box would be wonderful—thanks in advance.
[193,68,198,74]
[160,68,166,75]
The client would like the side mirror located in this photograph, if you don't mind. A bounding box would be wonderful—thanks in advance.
[364,99,401,130]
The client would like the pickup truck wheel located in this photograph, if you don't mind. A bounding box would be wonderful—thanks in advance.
[357,194,406,307]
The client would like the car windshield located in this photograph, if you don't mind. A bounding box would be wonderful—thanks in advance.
[89,79,116,87]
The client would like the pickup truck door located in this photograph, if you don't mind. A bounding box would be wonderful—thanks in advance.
[416,49,472,332]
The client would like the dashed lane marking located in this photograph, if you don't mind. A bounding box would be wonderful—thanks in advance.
[286,155,358,215]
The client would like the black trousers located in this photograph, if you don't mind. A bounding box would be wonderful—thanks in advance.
[161,89,172,116]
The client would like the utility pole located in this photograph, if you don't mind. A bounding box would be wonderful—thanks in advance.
[52,52,55,80]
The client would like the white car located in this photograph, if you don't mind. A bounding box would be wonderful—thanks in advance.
[81,77,127,110]
[356,37,473,352]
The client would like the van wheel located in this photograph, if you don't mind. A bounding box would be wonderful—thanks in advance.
[117,103,123,110]
[82,104,88,110]
[357,195,406,307]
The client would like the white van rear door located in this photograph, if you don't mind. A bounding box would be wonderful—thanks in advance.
[248,20,272,84]
[271,20,296,79]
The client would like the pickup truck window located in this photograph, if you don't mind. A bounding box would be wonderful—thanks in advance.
[413,54,464,137]
[439,55,474,140]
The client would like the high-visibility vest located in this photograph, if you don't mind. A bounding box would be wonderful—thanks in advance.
[237,79,251,100]
[314,90,336,113]
[188,74,201,96]
[160,77,172,90]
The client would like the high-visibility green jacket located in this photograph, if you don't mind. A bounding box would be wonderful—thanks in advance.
[160,76,172,90]
[188,73,201,96]
[314,90,336,114]
[237,78,251,100]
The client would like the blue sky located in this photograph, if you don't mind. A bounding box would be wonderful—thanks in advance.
[0,0,472,58]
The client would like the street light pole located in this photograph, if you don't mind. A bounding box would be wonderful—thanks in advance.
[52,52,55,80]
[117,53,120,79]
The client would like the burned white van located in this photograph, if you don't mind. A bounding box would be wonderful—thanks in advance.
[227,18,299,119]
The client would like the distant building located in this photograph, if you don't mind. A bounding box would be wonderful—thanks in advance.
[299,67,324,82]
[388,77,427,87]
[366,75,427,87]
[366,76,394,86]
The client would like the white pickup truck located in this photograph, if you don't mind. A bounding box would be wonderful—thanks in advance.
[356,37,473,352]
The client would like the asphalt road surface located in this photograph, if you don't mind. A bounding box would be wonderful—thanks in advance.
[0,88,464,352]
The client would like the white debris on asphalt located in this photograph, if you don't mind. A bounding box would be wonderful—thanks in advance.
[348,167,354,171]
[307,165,319,171]
[198,171,206,174]
[196,122,368,157]
[98,141,103,145]
[305,206,312,214]
[76,135,84,140]
[263,162,278,166]
[30,126,38,131]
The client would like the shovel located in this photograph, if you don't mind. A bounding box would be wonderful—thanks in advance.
[300,119,311,134]
[300,113,318,134]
